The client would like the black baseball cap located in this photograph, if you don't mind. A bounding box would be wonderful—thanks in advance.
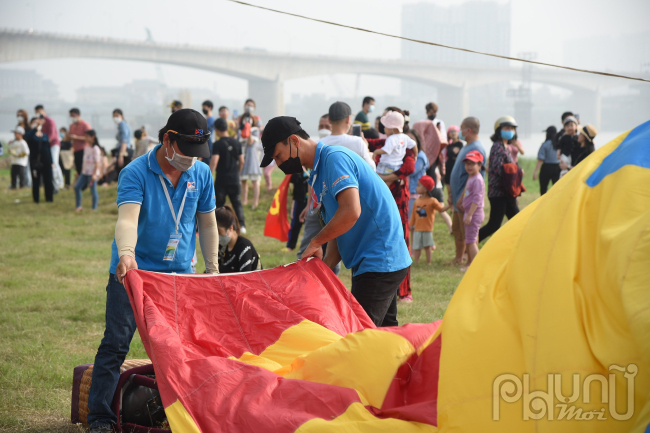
[260,116,303,167]
[169,100,183,109]
[328,101,351,121]
[161,109,211,158]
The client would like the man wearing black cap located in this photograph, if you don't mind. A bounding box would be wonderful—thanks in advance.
[170,100,183,113]
[87,109,219,433]
[260,116,412,327]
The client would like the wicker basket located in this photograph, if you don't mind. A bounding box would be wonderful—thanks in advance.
[72,359,152,425]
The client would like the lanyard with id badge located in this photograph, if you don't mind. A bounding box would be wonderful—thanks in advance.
[159,175,188,262]
[309,146,327,228]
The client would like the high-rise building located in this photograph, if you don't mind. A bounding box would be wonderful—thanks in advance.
[0,69,59,100]
[400,2,512,125]
[401,1,511,66]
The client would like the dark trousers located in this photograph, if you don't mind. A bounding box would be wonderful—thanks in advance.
[215,182,246,227]
[115,155,132,180]
[287,199,307,250]
[10,165,28,188]
[60,159,71,187]
[478,196,519,242]
[74,150,84,176]
[539,163,560,195]
[351,267,410,327]
[87,274,137,428]
[31,166,54,203]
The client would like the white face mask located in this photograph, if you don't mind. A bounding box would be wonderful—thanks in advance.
[368,105,375,113]
[165,145,197,171]
[318,129,332,138]
[70,117,79,123]
[113,116,121,125]
[17,115,25,123]
[244,105,255,114]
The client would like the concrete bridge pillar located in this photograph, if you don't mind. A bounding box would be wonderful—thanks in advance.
[570,86,602,130]
[249,76,285,123]
[437,83,470,125]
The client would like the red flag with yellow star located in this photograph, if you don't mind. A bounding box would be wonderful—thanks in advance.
[264,174,291,242]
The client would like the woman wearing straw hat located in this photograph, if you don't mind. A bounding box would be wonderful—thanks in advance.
[572,124,597,167]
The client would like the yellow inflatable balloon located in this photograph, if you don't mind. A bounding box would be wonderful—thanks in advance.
[437,121,650,432]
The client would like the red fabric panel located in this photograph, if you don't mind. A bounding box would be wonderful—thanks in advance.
[124,260,376,432]
[374,333,442,426]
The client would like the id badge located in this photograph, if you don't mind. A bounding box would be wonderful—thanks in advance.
[163,233,182,261]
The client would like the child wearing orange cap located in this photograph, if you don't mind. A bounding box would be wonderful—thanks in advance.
[409,175,443,269]
[458,150,485,271]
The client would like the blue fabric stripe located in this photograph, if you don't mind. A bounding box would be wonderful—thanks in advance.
[586,120,650,187]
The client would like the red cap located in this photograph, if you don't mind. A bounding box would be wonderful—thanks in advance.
[463,150,484,163]
[418,175,435,192]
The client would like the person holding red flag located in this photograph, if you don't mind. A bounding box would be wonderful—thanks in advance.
[260,117,411,327]
[264,174,292,242]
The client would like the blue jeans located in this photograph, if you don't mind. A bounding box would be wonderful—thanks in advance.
[74,174,98,209]
[87,274,137,428]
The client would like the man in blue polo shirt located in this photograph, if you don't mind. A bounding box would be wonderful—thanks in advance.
[87,109,220,433]
[260,116,411,327]
[449,116,486,265]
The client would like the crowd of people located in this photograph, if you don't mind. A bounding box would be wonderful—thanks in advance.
[4,98,599,299]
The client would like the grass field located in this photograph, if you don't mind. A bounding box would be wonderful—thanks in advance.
[0,156,541,432]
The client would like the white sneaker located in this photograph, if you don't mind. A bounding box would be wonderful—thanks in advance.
[240,226,247,234]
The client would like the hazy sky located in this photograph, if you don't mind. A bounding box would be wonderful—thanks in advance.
[1,0,648,101]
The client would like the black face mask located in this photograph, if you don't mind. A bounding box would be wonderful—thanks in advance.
[202,108,209,115]
[378,121,385,135]
[278,142,303,175]
[428,114,436,121]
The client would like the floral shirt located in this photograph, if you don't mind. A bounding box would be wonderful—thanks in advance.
[487,141,514,199]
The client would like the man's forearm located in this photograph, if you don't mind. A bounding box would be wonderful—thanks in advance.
[115,203,140,259]
[311,189,361,247]
[197,211,219,273]
[323,238,341,269]
[311,209,357,248]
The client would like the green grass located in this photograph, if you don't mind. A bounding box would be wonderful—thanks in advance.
[0,156,540,432]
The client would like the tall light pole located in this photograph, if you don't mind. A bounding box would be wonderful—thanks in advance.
[506,52,537,138]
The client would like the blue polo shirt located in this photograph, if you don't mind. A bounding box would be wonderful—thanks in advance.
[309,142,411,277]
[109,145,216,274]
[450,140,486,212]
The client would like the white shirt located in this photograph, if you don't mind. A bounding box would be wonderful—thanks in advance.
[8,139,30,167]
[320,134,376,171]
[379,133,416,167]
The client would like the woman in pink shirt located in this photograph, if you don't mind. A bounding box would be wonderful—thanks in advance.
[74,130,102,211]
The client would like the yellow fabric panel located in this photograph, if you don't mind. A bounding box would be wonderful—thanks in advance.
[165,399,201,433]
[284,329,415,409]
[295,402,437,433]
[437,129,650,433]
[260,320,343,369]
[228,320,342,374]
[228,351,284,372]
